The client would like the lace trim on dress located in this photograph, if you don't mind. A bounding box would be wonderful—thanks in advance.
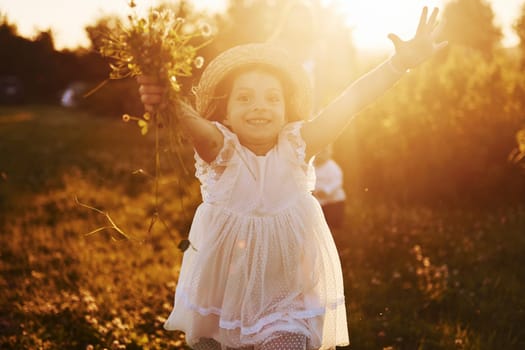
[281,121,309,174]
[194,122,238,201]
[177,289,346,335]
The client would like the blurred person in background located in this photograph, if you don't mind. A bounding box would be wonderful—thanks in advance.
[313,145,346,231]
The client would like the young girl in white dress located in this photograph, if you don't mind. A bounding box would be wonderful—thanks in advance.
[138,7,447,350]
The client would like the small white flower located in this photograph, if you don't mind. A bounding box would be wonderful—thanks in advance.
[193,56,204,69]
[199,22,212,37]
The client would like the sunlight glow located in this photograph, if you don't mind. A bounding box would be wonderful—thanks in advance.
[0,0,521,50]
[334,0,522,49]
[334,0,443,50]
[0,0,227,50]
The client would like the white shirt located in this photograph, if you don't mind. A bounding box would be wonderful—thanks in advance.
[314,159,346,205]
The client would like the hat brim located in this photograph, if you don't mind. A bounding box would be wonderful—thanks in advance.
[195,43,313,121]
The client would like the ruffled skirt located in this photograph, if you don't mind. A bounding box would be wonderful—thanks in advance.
[164,196,349,349]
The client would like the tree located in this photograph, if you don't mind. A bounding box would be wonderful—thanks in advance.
[0,17,59,102]
[514,2,525,66]
[0,14,18,38]
[441,0,502,55]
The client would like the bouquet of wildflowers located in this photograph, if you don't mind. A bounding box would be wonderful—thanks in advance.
[97,0,211,134]
[82,0,211,248]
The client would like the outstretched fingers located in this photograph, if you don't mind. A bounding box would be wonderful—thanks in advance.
[416,6,448,54]
[431,18,446,40]
[416,7,441,37]
[434,39,449,52]
[416,6,428,34]
[387,33,402,50]
[427,7,439,31]
[431,18,449,52]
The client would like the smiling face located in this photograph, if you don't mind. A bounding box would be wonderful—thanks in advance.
[224,69,287,154]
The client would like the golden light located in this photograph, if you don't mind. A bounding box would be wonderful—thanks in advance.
[0,0,520,50]
[333,0,443,50]
[0,0,226,50]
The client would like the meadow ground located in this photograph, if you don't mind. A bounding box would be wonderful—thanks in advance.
[0,106,524,349]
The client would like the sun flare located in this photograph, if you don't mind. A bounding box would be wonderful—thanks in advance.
[334,0,443,50]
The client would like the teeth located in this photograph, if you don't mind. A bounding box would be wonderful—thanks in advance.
[248,119,270,124]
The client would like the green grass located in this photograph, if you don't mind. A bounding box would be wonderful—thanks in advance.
[0,106,524,349]
[337,204,525,349]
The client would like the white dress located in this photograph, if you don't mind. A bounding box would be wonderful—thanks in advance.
[164,121,349,349]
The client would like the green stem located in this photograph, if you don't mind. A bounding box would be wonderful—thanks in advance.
[154,109,161,212]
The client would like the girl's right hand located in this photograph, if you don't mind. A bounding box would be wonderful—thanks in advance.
[387,7,448,72]
[137,75,166,112]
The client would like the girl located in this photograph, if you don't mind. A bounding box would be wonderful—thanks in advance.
[138,7,447,350]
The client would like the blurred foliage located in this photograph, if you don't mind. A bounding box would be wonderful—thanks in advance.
[440,0,503,56]
[336,44,525,206]
[0,16,108,105]
[514,2,525,67]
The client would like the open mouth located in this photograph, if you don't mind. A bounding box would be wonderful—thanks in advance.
[246,119,271,125]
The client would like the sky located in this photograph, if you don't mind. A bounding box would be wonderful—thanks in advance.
[0,0,522,50]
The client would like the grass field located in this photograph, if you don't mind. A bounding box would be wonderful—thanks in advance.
[1,105,524,349]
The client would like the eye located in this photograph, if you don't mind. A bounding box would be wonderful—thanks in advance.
[234,91,251,103]
[267,93,282,103]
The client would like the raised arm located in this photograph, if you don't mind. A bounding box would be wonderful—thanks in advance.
[302,7,448,159]
[137,75,223,163]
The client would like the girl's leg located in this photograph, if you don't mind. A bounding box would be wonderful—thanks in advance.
[193,338,222,350]
[193,338,254,350]
[259,332,308,350]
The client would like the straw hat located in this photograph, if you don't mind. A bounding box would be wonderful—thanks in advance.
[194,43,313,121]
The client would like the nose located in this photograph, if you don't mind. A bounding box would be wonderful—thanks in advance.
[251,98,267,111]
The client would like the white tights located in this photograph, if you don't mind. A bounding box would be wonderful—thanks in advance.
[193,332,309,350]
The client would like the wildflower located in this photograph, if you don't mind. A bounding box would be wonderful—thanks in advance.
[200,22,212,37]
[150,10,160,21]
[170,76,181,91]
[178,239,191,252]
[194,56,205,69]
[137,119,148,135]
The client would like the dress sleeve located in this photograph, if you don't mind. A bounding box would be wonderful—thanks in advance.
[280,121,308,165]
[280,121,316,189]
[194,121,238,185]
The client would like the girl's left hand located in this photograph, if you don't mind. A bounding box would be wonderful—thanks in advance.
[137,75,166,112]
[388,7,448,72]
